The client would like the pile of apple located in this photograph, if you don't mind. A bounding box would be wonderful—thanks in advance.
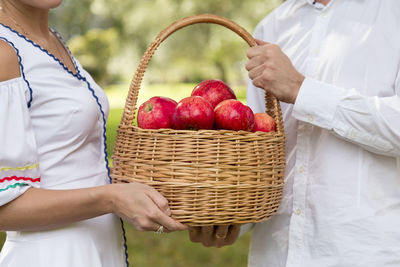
[137,79,276,133]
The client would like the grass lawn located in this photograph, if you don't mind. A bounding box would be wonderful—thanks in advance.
[0,83,251,266]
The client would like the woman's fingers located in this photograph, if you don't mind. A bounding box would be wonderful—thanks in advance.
[135,218,163,232]
[143,185,187,231]
[145,185,171,216]
[131,201,186,232]
[150,207,187,231]
[114,183,186,232]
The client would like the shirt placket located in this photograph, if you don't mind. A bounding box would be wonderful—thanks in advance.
[285,7,331,267]
[285,123,310,267]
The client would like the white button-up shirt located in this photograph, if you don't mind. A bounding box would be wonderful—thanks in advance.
[246,0,400,266]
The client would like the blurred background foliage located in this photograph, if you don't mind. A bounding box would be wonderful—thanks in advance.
[1,1,284,266]
[50,0,283,87]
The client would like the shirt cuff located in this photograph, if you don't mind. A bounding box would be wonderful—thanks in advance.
[292,77,347,129]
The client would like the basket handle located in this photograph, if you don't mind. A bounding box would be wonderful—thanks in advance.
[121,14,283,132]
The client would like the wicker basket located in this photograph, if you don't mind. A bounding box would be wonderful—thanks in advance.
[111,14,286,226]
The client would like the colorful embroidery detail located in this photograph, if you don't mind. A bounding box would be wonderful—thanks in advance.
[0,176,41,183]
[0,183,29,192]
[0,163,39,172]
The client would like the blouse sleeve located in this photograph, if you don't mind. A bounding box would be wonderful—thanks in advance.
[0,77,41,206]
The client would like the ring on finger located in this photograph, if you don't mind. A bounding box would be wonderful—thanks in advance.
[154,225,164,234]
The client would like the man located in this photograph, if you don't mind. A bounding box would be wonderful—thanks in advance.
[189,0,400,266]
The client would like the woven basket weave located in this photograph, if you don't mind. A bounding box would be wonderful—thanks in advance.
[111,14,286,226]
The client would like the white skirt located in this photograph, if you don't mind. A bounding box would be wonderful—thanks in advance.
[0,214,126,267]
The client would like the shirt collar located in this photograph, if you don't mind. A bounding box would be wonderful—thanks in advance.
[305,0,335,10]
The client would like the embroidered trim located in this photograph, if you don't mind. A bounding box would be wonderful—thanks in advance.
[0,163,39,172]
[50,28,80,76]
[0,176,41,183]
[0,23,130,267]
[0,182,29,192]
[0,23,80,78]
[120,218,130,267]
[0,36,34,108]
[78,76,111,180]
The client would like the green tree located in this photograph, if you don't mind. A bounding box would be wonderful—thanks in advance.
[68,28,120,84]
[50,0,284,87]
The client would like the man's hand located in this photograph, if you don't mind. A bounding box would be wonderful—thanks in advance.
[246,39,305,104]
[188,225,240,248]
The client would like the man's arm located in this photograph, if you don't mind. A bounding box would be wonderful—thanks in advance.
[292,77,400,157]
[246,40,400,158]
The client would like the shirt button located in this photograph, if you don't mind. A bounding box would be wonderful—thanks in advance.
[298,166,304,173]
[350,130,357,139]
[321,11,328,17]
[295,209,302,215]
[307,115,314,123]
[313,48,319,56]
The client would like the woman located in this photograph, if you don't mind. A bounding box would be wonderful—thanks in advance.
[0,0,186,266]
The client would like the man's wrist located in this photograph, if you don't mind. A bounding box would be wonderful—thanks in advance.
[291,72,305,104]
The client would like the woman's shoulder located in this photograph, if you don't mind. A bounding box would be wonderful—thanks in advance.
[0,38,20,82]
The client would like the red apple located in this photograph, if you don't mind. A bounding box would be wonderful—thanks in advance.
[172,96,214,130]
[191,79,236,109]
[214,99,255,131]
[252,113,276,133]
[137,96,177,129]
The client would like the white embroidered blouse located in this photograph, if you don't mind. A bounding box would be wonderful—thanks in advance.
[0,24,128,267]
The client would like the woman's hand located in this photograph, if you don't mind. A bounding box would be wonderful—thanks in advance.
[109,182,187,232]
[0,182,185,232]
[246,39,305,104]
[188,225,240,247]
